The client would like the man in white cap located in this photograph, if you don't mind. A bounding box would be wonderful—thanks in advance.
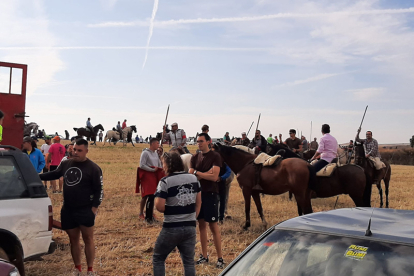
[163,122,189,153]
[232,132,250,147]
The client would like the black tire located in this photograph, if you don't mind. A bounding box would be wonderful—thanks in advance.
[12,245,25,276]
[0,247,9,260]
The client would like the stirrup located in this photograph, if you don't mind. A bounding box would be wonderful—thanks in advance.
[253,184,263,191]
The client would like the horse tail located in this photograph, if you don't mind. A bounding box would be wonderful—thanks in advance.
[363,172,373,207]
[307,165,316,191]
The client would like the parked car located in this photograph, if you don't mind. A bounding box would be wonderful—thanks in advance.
[220,208,414,276]
[0,257,19,276]
[0,146,56,276]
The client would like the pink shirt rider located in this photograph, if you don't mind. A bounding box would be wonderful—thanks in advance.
[317,133,338,162]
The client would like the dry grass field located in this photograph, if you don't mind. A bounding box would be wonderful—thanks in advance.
[25,142,414,276]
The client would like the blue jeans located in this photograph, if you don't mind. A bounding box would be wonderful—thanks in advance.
[313,159,329,172]
[153,226,196,276]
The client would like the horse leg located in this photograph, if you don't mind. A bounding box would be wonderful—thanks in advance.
[384,178,390,208]
[242,187,252,230]
[296,202,303,216]
[252,192,267,229]
[294,190,313,216]
[377,181,383,208]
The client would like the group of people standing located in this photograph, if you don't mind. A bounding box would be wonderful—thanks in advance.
[138,124,234,275]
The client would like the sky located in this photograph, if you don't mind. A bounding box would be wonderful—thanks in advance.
[1,0,414,143]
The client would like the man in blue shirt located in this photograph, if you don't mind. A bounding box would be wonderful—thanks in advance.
[22,137,45,173]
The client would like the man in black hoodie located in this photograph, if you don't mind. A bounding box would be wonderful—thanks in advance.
[249,130,267,154]
[40,138,103,275]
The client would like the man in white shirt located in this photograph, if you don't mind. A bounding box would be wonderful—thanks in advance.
[41,136,52,188]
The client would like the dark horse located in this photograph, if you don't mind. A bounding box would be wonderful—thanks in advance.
[214,143,315,230]
[73,124,104,145]
[266,143,371,208]
[267,143,316,161]
[354,143,391,208]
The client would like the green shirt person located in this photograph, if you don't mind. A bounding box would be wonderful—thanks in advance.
[0,110,4,144]
[267,134,274,144]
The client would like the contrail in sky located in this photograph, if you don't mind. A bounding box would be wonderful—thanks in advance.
[142,0,159,70]
[88,7,414,28]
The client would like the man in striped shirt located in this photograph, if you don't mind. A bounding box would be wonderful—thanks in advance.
[153,152,201,276]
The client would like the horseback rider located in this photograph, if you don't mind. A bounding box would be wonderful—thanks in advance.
[163,122,190,153]
[249,130,267,153]
[86,118,93,133]
[223,132,231,145]
[281,129,302,154]
[116,121,123,140]
[310,137,318,150]
[355,128,384,182]
[310,124,338,172]
[122,119,127,129]
[233,132,250,147]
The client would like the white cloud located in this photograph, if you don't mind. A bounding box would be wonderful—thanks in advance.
[273,72,344,88]
[0,46,272,52]
[100,0,118,10]
[347,87,386,101]
[0,1,64,96]
[87,7,414,27]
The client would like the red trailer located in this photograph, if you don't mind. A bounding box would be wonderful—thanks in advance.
[0,61,28,148]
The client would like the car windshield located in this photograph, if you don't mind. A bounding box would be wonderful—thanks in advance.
[223,229,414,276]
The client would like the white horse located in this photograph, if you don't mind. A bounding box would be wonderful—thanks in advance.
[103,125,137,147]
[24,122,39,137]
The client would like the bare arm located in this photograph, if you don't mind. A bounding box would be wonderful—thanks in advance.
[195,192,201,217]
[155,197,166,213]
[195,165,220,182]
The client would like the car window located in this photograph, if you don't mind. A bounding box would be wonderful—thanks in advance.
[223,229,414,276]
[0,157,28,199]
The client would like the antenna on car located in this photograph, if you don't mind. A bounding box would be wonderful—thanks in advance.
[365,198,376,237]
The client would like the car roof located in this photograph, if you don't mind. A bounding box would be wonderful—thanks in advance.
[276,207,414,245]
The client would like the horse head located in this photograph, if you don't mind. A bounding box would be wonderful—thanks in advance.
[354,142,365,165]
[130,125,137,133]
[213,143,255,174]
[94,124,104,132]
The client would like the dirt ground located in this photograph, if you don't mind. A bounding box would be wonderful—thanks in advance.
[25,142,412,276]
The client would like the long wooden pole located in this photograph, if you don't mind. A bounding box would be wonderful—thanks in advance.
[359,105,368,129]
[255,113,261,133]
[246,121,254,136]
[160,104,170,147]
[310,121,312,140]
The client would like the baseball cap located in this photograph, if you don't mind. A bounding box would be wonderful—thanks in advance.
[31,136,38,141]
[171,122,178,126]
[241,132,246,135]
[44,135,51,140]
[23,136,32,143]
[289,129,296,134]
[53,136,61,141]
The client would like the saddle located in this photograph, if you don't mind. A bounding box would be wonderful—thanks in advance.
[315,163,337,177]
[254,153,282,167]
[368,157,386,170]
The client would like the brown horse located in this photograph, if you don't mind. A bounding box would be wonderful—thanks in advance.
[354,143,391,208]
[231,145,371,219]
[214,143,314,230]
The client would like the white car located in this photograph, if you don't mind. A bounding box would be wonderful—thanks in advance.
[0,146,55,276]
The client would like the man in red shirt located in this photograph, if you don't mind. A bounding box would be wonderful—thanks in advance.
[48,136,66,193]
[122,119,127,129]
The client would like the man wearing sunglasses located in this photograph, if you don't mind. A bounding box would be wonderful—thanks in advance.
[189,133,224,268]
[281,129,303,154]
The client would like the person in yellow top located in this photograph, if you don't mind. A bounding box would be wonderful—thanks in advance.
[0,110,4,144]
